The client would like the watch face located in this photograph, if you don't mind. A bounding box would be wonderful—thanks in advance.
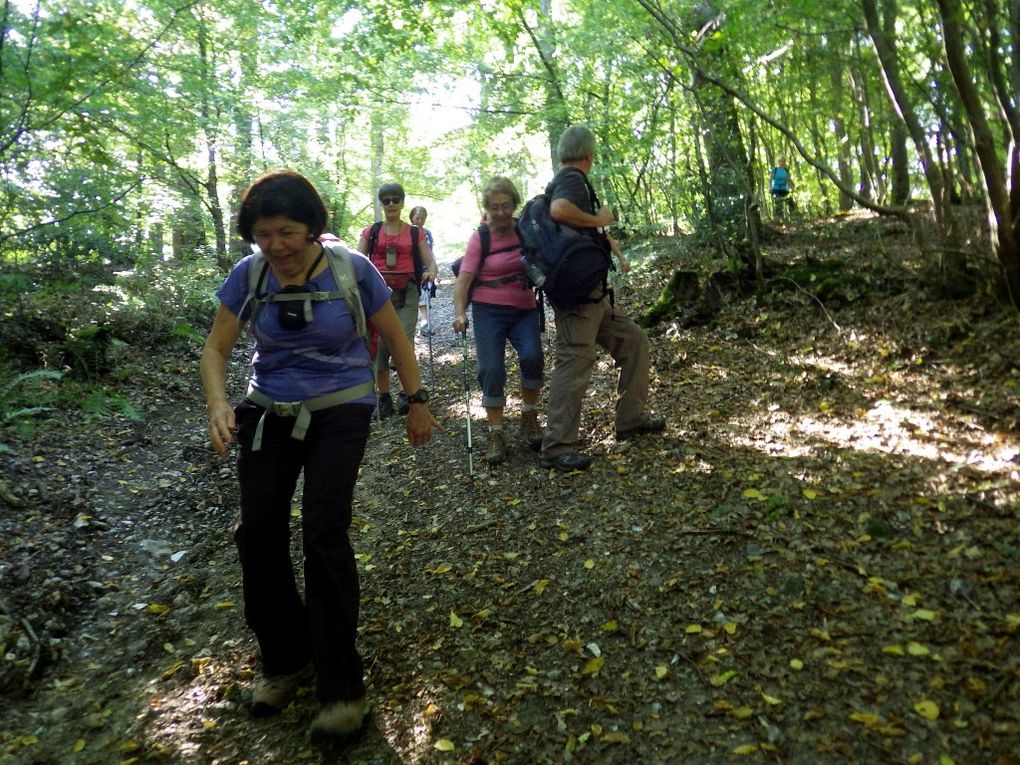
[409,388,429,404]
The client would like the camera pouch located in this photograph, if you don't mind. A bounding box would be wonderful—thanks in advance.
[276,284,314,330]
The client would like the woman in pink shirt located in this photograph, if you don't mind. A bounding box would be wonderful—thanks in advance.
[452,177,544,466]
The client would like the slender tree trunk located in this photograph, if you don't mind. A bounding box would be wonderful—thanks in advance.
[935,0,1020,304]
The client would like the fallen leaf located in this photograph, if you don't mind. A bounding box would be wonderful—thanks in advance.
[654,665,669,679]
[709,670,737,686]
[914,699,939,720]
[582,657,605,676]
[534,579,551,595]
[449,611,463,628]
[434,738,455,751]
[732,744,759,755]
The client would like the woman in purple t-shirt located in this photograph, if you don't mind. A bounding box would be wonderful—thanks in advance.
[200,170,438,738]
[452,176,544,466]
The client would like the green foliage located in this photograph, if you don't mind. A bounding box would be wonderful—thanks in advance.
[0,369,62,426]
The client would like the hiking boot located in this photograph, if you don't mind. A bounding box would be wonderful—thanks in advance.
[616,413,666,441]
[377,392,395,419]
[251,663,313,716]
[520,411,543,451]
[396,391,410,416]
[540,452,591,472]
[486,430,507,466]
[310,697,368,738]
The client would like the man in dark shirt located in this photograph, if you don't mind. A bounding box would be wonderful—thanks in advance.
[539,125,664,472]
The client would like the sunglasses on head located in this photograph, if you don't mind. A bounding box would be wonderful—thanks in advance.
[380,197,402,205]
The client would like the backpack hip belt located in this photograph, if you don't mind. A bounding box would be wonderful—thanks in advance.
[245,381,375,451]
[474,273,529,288]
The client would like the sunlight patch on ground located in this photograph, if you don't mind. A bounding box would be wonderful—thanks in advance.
[725,398,1018,475]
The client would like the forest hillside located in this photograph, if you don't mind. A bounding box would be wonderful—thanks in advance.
[1,215,1018,764]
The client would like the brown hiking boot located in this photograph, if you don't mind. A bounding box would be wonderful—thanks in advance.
[486,429,507,466]
[520,410,543,451]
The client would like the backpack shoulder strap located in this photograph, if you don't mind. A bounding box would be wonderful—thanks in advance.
[241,252,270,325]
[478,223,490,262]
[367,221,384,258]
[324,245,368,345]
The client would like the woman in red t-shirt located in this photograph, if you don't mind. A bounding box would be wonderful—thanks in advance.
[357,183,437,418]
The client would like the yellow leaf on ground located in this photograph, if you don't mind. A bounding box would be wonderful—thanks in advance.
[906,642,930,656]
[730,706,754,719]
[584,559,595,569]
[73,739,86,753]
[147,604,170,615]
[850,711,880,726]
[214,602,235,611]
[534,579,551,595]
[724,622,737,635]
[742,488,764,500]
[882,644,905,656]
[905,609,937,622]
[449,611,463,628]
[802,488,818,500]
[709,670,737,686]
[789,658,804,670]
[582,657,605,676]
[939,756,956,765]
[654,665,669,679]
[914,699,940,720]
[434,739,455,751]
[601,620,618,632]
[761,692,782,706]
[732,744,759,755]
[430,564,452,574]
[685,623,703,634]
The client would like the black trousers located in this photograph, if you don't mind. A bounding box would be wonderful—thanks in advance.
[234,400,373,703]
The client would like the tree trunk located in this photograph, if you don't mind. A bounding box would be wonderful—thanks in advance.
[934,0,1020,304]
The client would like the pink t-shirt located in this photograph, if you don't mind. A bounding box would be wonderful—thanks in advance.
[459,228,537,310]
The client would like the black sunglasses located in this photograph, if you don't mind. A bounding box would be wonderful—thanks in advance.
[380,197,402,205]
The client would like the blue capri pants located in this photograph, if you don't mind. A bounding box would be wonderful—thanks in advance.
[470,302,543,408]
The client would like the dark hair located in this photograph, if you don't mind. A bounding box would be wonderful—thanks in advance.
[481,176,521,209]
[557,125,597,164]
[409,205,427,219]
[237,170,328,243]
[378,182,405,202]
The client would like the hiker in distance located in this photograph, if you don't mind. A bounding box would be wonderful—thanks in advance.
[200,170,439,737]
[409,205,438,337]
[539,125,664,472]
[769,156,795,220]
[357,183,438,417]
[452,176,545,466]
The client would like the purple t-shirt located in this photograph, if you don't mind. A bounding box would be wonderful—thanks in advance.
[459,228,537,310]
[216,249,391,403]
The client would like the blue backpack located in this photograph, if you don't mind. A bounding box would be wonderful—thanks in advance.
[517,169,612,307]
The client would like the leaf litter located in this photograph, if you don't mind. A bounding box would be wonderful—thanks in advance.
[0,214,1018,763]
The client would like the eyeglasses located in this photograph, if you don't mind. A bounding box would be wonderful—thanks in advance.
[486,202,515,213]
[380,197,402,206]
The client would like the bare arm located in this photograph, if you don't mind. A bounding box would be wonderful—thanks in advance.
[418,238,438,282]
[549,197,615,229]
[451,270,475,333]
[200,304,243,456]
[369,300,441,444]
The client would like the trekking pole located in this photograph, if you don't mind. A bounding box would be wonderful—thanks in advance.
[460,329,474,478]
[425,284,435,388]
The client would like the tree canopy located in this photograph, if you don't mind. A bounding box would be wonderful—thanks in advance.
[1,0,1017,300]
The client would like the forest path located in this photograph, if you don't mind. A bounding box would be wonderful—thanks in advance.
[2,221,1019,764]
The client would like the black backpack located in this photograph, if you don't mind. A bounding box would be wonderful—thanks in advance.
[517,170,612,307]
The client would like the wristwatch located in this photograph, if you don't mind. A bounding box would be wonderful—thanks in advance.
[406,388,429,405]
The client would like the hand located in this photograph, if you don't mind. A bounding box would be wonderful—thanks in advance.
[207,400,236,456]
[615,251,631,273]
[452,314,469,333]
[595,206,616,227]
[406,404,442,446]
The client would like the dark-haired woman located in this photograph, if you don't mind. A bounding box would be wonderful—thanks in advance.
[201,170,438,737]
[357,183,438,417]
